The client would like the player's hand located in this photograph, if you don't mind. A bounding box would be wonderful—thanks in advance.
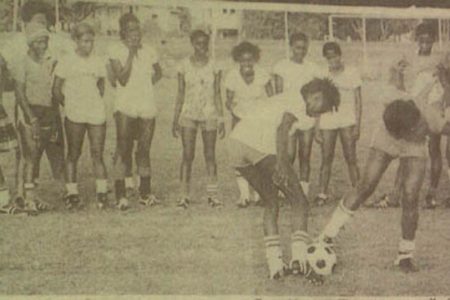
[314,129,323,145]
[172,121,180,138]
[352,125,360,141]
[436,63,450,88]
[273,161,290,188]
[218,122,226,139]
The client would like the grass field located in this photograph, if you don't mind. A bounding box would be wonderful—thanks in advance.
[1,38,450,296]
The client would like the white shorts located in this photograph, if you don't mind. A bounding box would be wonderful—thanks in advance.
[115,96,158,119]
[227,138,269,168]
[319,109,356,130]
[65,99,106,125]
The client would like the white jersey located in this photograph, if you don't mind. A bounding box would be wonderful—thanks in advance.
[272,58,323,129]
[55,51,106,125]
[230,93,311,154]
[224,66,271,119]
[319,66,362,129]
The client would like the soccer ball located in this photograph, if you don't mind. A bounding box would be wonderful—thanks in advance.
[306,243,337,276]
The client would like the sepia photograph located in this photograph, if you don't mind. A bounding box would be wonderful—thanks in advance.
[1,0,450,297]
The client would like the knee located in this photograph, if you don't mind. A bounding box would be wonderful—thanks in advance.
[344,151,358,166]
[66,150,81,163]
[91,148,104,163]
[321,152,334,166]
[204,150,216,165]
[183,150,195,163]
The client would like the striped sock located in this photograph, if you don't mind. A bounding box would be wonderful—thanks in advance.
[264,235,283,278]
[321,199,354,239]
[291,230,309,263]
[206,183,218,199]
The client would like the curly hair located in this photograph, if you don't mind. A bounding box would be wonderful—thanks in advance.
[289,32,308,46]
[383,99,421,140]
[21,0,55,26]
[301,77,340,113]
[322,41,342,57]
[119,13,140,40]
[231,41,260,62]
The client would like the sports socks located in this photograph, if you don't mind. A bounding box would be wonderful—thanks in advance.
[321,199,354,239]
[206,183,218,199]
[300,181,309,196]
[395,238,415,264]
[291,230,309,263]
[125,177,135,189]
[96,179,108,194]
[66,182,79,196]
[264,235,284,278]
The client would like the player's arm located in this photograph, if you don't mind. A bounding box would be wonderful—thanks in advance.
[0,54,13,91]
[110,47,136,87]
[52,76,65,106]
[106,61,117,88]
[152,62,162,85]
[172,72,185,138]
[214,70,225,138]
[265,80,274,97]
[15,80,40,139]
[225,89,235,112]
[272,74,283,94]
[97,77,105,97]
[274,112,298,184]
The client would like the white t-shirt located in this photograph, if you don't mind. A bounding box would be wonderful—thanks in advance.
[177,57,219,121]
[329,66,362,114]
[108,43,159,105]
[224,66,271,119]
[272,58,323,98]
[55,52,106,125]
[230,93,310,154]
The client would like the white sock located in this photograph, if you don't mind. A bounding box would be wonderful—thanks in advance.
[24,183,36,190]
[125,177,135,189]
[300,181,309,196]
[66,183,79,195]
[0,188,10,207]
[236,173,250,200]
[291,230,309,263]
[96,179,108,194]
[322,200,354,238]
[264,235,283,278]
[318,193,327,199]
[395,239,415,264]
